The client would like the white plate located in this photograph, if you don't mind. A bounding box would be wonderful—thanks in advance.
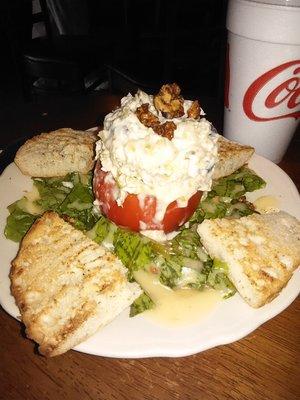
[0,154,299,358]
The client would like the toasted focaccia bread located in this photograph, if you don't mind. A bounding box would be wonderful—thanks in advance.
[14,128,98,177]
[10,212,142,357]
[197,211,300,307]
[213,135,254,180]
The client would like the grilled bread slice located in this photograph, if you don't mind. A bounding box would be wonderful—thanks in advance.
[14,128,98,177]
[197,211,300,307]
[10,211,142,357]
[213,135,254,180]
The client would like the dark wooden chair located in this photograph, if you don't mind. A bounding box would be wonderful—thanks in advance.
[22,33,110,99]
[10,0,112,100]
[23,54,85,96]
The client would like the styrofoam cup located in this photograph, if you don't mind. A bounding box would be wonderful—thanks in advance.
[223,0,300,163]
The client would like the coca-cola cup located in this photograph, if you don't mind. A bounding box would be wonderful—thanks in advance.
[223,0,300,164]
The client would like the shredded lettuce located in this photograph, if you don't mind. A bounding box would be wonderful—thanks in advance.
[89,216,236,302]
[156,255,183,287]
[36,173,98,230]
[207,259,236,298]
[188,166,265,224]
[171,227,202,260]
[211,167,266,199]
[5,201,37,242]
[5,172,98,242]
[33,176,72,211]
[130,292,154,317]
[58,181,98,230]
[87,215,112,244]
[113,228,155,281]
[156,228,204,287]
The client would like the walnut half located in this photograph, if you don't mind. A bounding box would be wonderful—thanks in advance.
[153,83,184,119]
[136,103,159,128]
[153,121,176,140]
[187,100,201,119]
[136,103,176,140]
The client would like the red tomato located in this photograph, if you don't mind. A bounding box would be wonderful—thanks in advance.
[93,161,202,232]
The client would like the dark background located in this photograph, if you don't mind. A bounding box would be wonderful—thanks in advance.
[0,0,228,109]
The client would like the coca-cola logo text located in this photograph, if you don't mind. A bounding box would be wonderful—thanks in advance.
[243,60,300,122]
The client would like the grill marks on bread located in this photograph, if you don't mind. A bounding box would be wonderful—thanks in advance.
[10,212,141,356]
[198,211,300,307]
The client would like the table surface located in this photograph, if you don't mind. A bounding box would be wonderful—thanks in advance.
[0,94,299,400]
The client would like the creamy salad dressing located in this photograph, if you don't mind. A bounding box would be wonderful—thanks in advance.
[95,90,218,223]
[140,229,179,242]
[134,270,221,326]
[253,196,280,214]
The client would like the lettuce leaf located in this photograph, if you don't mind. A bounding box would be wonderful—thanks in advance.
[5,172,98,242]
[89,215,236,296]
[130,292,154,317]
[113,228,155,280]
[87,215,112,244]
[171,227,202,260]
[58,179,98,230]
[4,203,37,242]
[188,166,265,224]
[156,255,183,287]
[207,259,236,298]
[35,173,98,230]
[210,167,266,199]
[33,176,72,211]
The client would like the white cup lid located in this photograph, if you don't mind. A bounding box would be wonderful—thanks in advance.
[249,0,300,6]
[227,0,300,45]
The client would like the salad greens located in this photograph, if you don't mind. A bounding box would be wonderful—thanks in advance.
[188,167,265,225]
[130,293,155,317]
[89,216,237,313]
[5,173,98,242]
[5,202,37,243]
[113,228,155,281]
[34,173,98,231]
[4,166,266,316]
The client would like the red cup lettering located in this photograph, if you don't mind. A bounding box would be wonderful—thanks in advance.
[243,60,300,122]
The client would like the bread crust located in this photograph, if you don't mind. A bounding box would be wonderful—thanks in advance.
[10,211,141,356]
[14,128,98,177]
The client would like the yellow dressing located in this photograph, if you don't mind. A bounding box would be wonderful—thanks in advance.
[134,270,221,327]
[253,195,280,214]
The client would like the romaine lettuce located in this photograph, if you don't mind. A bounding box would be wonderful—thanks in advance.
[207,259,236,298]
[5,202,37,242]
[113,228,155,280]
[87,215,111,244]
[188,166,265,224]
[5,172,98,242]
[58,179,98,230]
[171,227,202,260]
[209,166,266,200]
[33,176,72,211]
[130,292,154,317]
[89,214,236,300]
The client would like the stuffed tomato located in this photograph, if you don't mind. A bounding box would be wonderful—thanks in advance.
[93,84,218,234]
